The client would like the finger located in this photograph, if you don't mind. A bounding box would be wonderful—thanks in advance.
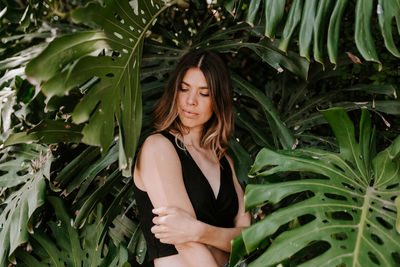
[151,225,166,234]
[152,216,159,225]
[152,206,170,215]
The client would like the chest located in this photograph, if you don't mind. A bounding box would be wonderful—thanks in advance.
[179,152,239,227]
[185,148,220,197]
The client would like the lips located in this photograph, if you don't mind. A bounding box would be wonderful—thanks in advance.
[182,109,199,118]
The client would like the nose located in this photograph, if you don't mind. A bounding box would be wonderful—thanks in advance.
[186,91,197,106]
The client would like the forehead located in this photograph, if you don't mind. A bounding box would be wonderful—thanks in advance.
[181,67,208,88]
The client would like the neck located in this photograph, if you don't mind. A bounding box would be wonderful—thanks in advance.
[182,127,203,148]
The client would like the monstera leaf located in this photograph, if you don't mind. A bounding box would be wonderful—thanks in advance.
[231,108,400,266]
[14,197,130,267]
[26,0,177,176]
[226,0,400,69]
[0,144,51,266]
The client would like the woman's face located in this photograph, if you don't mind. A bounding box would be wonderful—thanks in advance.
[177,67,213,132]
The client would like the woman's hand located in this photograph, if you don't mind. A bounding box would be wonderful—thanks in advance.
[151,206,200,245]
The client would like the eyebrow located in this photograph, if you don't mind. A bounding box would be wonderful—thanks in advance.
[181,81,209,89]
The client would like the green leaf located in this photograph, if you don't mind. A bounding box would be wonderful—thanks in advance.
[4,120,83,146]
[378,0,400,58]
[25,31,109,83]
[241,108,400,266]
[299,0,318,61]
[74,169,122,228]
[264,0,285,39]
[327,0,349,65]
[396,196,400,234]
[0,145,51,266]
[229,233,248,266]
[15,197,130,267]
[242,39,310,80]
[355,0,382,69]
[63,143,118,197]
[228,139,253,185]
[235,107,272,149]
[232,73,295,150]
[26,0,173,176]
[313,0,333,67]
[246,0,262,25]
[53,146,100,186]
[278,0,302,53]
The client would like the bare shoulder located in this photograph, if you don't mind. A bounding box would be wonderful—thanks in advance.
[137,133,181,170]
[142,133,173,150]
[140,133,178,158]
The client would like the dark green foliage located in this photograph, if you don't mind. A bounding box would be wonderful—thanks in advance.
[0,1,399,266]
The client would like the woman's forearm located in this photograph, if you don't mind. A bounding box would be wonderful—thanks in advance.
[194,220,244,252]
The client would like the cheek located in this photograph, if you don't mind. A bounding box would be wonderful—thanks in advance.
[205,101,213,118]
[176,93,183,108]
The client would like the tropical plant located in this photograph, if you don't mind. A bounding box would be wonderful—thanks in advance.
[1,0,400,266]
[13,198,131,267]
[225,0,400,69]
[0,144,50,266]
[231,107,400,266]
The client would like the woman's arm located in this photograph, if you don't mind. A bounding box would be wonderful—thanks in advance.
[135,134,218,266]
[151,155,251,252]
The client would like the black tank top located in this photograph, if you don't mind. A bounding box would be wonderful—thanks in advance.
[133,132,239,261]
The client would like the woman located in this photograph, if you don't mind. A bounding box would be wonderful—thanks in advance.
[133,49,250,267]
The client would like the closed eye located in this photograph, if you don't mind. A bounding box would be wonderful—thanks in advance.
[200,89,210,96]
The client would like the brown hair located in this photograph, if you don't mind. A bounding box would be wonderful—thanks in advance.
[153,49,233,160]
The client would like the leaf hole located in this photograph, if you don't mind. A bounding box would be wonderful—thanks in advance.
[113,32,123,40]
[114,12,122,21]
[359,188,364,193]
[344,160,355,169]
[386,183,399,190]
[105,73,114,78]
[368,251,380,265]
[371,233,383,245]
[340,245,347,250]
[376,216,393,230]
[352,197,358,203]
[382,206,396,214]
[324,193,347,201]
[333,163,346,173]
[290,241,331,265]
[17,170,29,176]
[331,232,348,240]
[326,211,353,221]
[342,182,355,190]
[322,219,329,224]
[392,252,400,264]
[391,196,397,201]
